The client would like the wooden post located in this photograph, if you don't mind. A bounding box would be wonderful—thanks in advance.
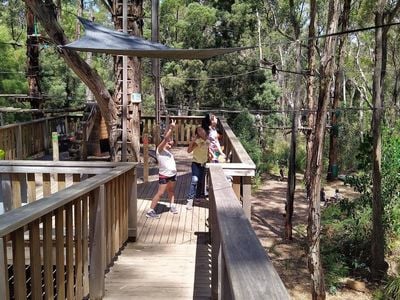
[0,238,9,299]
[16,124,22,159]
[232,176,241,200]
[52,132,59,161]
[64,115,69,135]
[89,185,106,299]
[153,124,160,147]
[13,228,27,299]
[143,133,149,182]
[242,176,252,220]
[44,119,49,153]
[209,183,220,300]
[128,169,137,241]
[0,175,11,212]
[81,125,88,160]
[220,250,232,300]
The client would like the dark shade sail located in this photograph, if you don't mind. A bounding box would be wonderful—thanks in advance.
[62,18,252,59]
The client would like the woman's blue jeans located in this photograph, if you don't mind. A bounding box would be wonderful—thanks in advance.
[187,162,205,200]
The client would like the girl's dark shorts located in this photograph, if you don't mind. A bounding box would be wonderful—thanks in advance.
[159,175,177,184]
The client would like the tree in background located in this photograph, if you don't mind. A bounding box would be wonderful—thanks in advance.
[306,0,340,298]
[326,0,351,181]
[370,0,400,280]
[104,0,143,162]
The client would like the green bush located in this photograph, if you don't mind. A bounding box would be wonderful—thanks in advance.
[321,200,373,288]
[383,276,400,300]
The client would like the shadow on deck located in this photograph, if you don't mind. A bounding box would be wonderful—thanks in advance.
[104,147,212,299]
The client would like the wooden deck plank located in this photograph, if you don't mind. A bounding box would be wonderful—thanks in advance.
[104,243,211,300]
[105,147,211,299]
[169,177,185,244]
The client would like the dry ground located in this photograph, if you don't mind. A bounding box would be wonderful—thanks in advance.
[251,174,372,300]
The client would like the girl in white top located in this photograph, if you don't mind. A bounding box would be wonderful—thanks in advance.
[208,114,225,162]
[146,120,178,218]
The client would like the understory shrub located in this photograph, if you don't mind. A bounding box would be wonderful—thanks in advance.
[322,123,400,292]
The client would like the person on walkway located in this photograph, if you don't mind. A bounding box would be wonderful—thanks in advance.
[333,188,343,201]
[146,120,178,218]
[186,126,210,210]
[208,114,226,163]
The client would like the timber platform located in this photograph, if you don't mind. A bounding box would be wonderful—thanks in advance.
[104,147,212,299]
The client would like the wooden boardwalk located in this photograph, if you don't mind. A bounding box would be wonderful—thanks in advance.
[104,147,211,299]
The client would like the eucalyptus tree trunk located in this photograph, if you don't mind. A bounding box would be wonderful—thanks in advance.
[284,0,301,240]
[24,0,118,140]
[370,0,386,280]
[370,0,400,279]
[305,0,317,183]
[327,0,351,181]
[26,6,43,118]
[111,0,142,162]
[307,0,340,298]
[285,40,301,240]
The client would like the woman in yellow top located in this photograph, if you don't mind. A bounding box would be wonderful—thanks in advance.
[186,126,210,210]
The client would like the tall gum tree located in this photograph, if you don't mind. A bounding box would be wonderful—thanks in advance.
[370,0,400,279]
[25,0,119,154]
[326,0,351,181]
[306,0,340,298]
[26,6,43,118]
[284,0,302,241]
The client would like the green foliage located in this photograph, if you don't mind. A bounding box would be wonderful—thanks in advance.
[322,123,400,290]
[321,200,372,289]
[345,124,400,237]
[383,276,400,300]
[230,110,263,173]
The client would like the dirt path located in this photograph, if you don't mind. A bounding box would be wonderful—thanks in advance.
[251,174,372,300]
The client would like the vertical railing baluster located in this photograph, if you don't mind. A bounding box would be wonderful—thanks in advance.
[0,237,9,299]
[128,168,137,242]
[89,185,106,300]
[66,203,74,298]
[12,228,26,300]
[75,198,83,299]
[82,194,89,296]
[29,220,42,300]
[55,207,65,299]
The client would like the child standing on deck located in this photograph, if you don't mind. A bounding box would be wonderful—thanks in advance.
[146,120,178,218]
[208,114,226,163]
[186,127,210,210]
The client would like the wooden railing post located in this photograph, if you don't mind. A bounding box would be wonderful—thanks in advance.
[16,124,22,159]
[143,133,149,182]
[220,250,233,300]
[209,180,220,300]
[242,176,252,219]
[89,185,106,299]
[0,174,11,211]
[52,132,59,161]
[44,119,49,153]
[81,122,88,160]
[128,169,137,241]
[0,238,9,299]
[64,116,69,135]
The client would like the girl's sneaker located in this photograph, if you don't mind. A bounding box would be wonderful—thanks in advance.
[186,199,193,210]
[146,209,160,219]
[170,205,178,214]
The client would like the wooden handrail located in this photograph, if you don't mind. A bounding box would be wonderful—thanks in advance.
[0,161,137,299]
[0,163,134,236]
[208,164,289,300]
[219,118,255,166]
[0,115,82,160]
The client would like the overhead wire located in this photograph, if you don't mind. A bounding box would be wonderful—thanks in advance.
[164,105,398,114]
